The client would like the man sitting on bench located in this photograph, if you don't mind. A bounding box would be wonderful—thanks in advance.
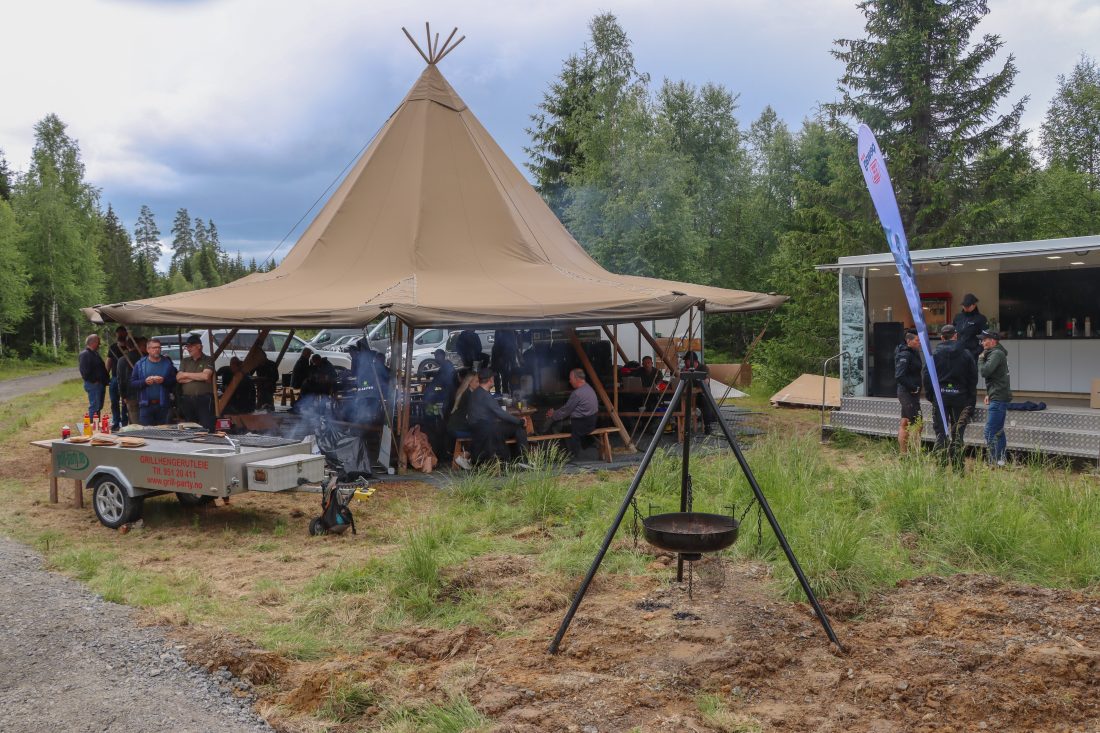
[467,368,529,466]
[546,368,599,459]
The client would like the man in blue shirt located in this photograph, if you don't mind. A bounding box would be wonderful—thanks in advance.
[130,338,177,425]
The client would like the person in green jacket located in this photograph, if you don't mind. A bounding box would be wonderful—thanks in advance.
[978,329,1012,466]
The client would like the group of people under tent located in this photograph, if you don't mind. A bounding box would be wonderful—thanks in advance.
[78,326,282,433]
[894,292,1012,468]
[417,340,719,470]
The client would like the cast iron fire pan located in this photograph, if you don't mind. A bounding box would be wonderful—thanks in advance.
[642,512,739,554]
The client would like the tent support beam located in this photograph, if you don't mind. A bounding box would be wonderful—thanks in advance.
[634,321,679,378]
[396,320,415,475]
[210,328,239,362]
[566,328,635,452]
[217,329,269,415]
[272,329,296,370]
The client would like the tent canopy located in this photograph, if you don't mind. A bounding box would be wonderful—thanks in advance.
[85,63,785,329]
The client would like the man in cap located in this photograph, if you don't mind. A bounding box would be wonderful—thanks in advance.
[978,329,1012,466]
[921,324,978,469]
[952,293,988,361]
[894,328,922,454]
[176,334,216,430]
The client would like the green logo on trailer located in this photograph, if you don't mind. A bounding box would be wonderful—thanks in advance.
[56,450,90,471]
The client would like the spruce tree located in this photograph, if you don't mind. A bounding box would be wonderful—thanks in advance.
[99,204,136,303]
[133,204,161,262]
[1040,54,1100,188]
[0,149,12,202]
[829,0,1026,245]
[526,12,649,217]
[170,208,195,272]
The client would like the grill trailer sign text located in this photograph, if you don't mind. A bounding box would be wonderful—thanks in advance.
[139,454,210,491]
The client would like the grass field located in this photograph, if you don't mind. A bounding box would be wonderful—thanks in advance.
[2,382,1098,731]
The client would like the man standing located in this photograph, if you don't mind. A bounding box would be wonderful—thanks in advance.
[978,329,1012,466]
[424,349,458,460]
[105,326,130,429]
[952,293,988,361]
[546,368,599,459]
[921,325,978,469]
[455,329,482,369]
[176,334,216,430]
[683,351,716,434]
[251,353,279,410]
[78,334,109,419]
[895,329,923,454]
[130,338,176,425]
[467,368,528,465]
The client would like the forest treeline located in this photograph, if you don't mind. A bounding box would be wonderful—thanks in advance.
[1,0,1098,383]
[527,3,1100,385]
[0,117,274,360]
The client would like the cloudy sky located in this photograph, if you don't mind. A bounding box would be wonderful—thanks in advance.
[3,0,1097,268]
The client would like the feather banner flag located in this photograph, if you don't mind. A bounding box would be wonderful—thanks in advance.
[856,124,946,424]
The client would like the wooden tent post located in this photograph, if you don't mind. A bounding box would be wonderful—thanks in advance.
[611,324,619,412]
[272,329,296,370]
[396,321,415,474]
[566,328,635,452]
[217,330,269,415]
[635,321,679,378]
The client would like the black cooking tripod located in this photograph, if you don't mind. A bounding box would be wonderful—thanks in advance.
[549,370,844,654]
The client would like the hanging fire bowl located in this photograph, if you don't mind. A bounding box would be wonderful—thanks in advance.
[642,512,739,555]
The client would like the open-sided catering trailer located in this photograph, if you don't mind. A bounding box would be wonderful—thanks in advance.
[34,428,327,529]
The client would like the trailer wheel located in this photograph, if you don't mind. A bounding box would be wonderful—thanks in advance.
[176,492,216,507]
[308,517,326,536]
[92,477,144,529]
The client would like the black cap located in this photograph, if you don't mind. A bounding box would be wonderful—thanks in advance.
[185,334,203,346]
[962,293,978,306]
[477,368,494,382]
[939,324,957,337]
[433,348,446,359]
[903,328,919,340]
[979,329,1000,341]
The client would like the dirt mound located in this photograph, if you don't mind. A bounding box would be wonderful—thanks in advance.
[169,628,289,685]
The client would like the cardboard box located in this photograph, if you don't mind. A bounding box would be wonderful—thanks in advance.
[1092,378,1100,409]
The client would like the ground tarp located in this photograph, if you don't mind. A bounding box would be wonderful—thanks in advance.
[84,64,785,329]
[770,374,839,408]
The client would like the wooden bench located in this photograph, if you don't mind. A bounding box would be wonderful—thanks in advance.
[453,426,617,468]
[606,410,691,442]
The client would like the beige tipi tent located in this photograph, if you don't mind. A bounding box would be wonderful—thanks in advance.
[84,47,784,329]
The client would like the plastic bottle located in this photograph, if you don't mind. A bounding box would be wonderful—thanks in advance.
[100,413,110,434]
[82,412,92,437]
[61,425,71,440]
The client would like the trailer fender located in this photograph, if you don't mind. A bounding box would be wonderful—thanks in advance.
[87,467,156,498]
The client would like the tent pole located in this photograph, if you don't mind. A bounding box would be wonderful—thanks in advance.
[272,329,295,370]
[396,320,414,475]
[611,324,619,412]
[635,321,679,378]
[565,328,635,452]
[217,329,269,415]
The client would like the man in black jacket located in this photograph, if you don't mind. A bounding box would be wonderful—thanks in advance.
[952,293,987,361]
[467,368,528,465]
[921,325,978,469]
[78,334,109,419]
[894,329,922,454]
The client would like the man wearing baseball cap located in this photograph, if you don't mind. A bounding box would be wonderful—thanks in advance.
[978,329,1012,466]
[952,293,988,362]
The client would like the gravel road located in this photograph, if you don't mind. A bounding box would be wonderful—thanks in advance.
[0,536,274,733]
[0,367,79,403]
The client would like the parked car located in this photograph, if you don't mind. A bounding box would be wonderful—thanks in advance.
[307,328,370,351]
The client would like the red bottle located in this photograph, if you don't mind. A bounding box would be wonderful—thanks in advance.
[61,425,71,440]
[100,413,110,434]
